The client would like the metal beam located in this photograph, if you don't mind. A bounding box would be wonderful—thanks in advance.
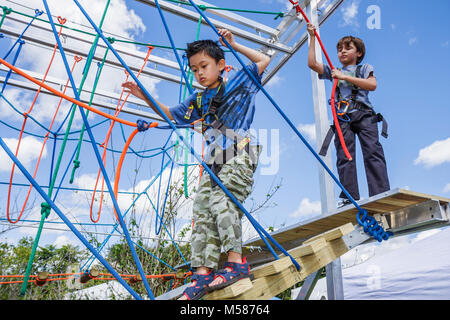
[1,20,203,89]
[262,0,345,85]
[183,0,280,37]
[135,0,293,53]
[0,76,164,122]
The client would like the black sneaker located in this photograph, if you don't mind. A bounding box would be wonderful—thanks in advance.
[337,198,352,208]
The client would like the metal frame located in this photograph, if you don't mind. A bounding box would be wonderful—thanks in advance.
[0,0,352,300]
[0,0,346,120]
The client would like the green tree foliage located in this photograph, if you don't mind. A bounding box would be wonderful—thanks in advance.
[0,238,89,300]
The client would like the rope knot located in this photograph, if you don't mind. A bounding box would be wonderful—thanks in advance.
[136,119,151,132]
[2,6,12,15]
[73,159,80,169]
[357,209,392,242]
[34,9,44,17]
[57,16,67,25]
[40,202,51,218]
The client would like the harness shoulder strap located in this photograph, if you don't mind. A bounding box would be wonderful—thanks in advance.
[350,64,363,102]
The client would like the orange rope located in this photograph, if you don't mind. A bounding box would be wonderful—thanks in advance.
[0,58,138,127]
[6,19,68,224]
[112,126,156,222]
[90,47,153,223]
[0,52,161,224]
[0,271,192,285]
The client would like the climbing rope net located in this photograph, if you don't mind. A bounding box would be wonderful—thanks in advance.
[0,0,391,300]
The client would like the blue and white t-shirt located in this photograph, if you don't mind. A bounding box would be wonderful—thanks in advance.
[170,62,262,161]
[319,63,375,109]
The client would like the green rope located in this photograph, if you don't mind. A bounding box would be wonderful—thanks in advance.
[182,15,202,198]
[19,0,111,297]
[164,0,285,18]
[0,5,189,51]
[69,46,109,184]
[0,6,12,29]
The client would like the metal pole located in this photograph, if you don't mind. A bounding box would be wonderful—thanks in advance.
[307,0,344,300]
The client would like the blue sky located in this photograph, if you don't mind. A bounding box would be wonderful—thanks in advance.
[0,0,449,256]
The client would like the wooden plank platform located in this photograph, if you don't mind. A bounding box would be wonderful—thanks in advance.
[204,223,355,300]
[244,188,450,248]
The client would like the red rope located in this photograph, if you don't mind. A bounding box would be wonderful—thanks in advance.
[289,0,352,161]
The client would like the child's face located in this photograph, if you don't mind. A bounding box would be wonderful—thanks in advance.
[189,51,225,88]
[337,41,362,66]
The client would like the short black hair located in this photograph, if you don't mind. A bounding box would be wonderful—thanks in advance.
[186,39,225,65]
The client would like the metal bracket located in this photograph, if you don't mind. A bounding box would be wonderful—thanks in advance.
[383,199,448,234]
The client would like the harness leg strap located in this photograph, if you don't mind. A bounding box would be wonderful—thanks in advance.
[380,115,388,139]
[319,125,336,157]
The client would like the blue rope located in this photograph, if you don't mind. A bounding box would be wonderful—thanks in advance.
[43,0,154,300]
[0,92,59,135]
[48,134,57,187]
[143,184,192,272]
[0,181,139,196]
[2,9,42,60]
[51,143,79,202]
[80,158,173,272]
[153,0,193,95]
[357,209,392,242]
[155,147,175,235]
[187,0,391,244]
[72,0,293,270]
[1,39,24,94]
[0,135,142,300]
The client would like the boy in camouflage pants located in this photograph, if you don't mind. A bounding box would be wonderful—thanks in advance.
[122,28,269,300]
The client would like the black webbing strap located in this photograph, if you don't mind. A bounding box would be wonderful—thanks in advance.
[319,125,336,157]
[373,113,388,138]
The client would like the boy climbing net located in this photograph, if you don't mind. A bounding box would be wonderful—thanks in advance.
[122,28,270,300]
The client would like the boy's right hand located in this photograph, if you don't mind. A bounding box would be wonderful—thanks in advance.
[122,81,146,101]
[307,23,316,38]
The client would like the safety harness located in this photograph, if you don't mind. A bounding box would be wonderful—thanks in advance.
[184,80,259,187]
[319,65,388,157]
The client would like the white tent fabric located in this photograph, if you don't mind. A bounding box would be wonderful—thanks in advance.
[342,226,450,300]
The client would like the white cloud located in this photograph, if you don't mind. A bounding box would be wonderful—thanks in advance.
[290,198,321,219]
[443,183,450,193]
[1,0,160,128]
[339,0,360,27]
[70,164,199,241]
[53,235,74,248]
[265,74,283,88]
[414,137,450,168]
[0,136,47,172]
[408,37,418,46]
[297,123,316,143]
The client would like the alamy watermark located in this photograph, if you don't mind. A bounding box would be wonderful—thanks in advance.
[173,127,281,176]
[366,4,381,30]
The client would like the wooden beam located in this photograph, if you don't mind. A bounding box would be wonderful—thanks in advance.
[203,277,253,300]
[234,238,349,300]
[304,222,354,244]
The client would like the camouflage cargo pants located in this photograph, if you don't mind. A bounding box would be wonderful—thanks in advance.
[190,148,259,270]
